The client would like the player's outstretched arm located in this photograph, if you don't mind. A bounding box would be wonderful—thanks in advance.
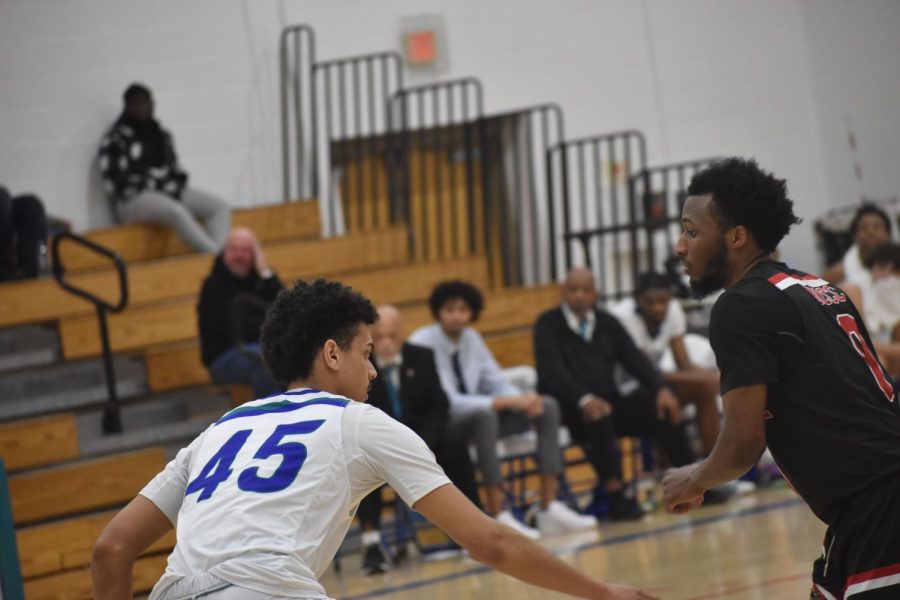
[92,495,173,600]
[663,384,767,513]
[414,484,659,600]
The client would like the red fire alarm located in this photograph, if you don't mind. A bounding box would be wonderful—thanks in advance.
[404,30,437,66]
[400,15,447,72]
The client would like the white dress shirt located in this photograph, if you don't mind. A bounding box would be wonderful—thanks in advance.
[408,323,520,414]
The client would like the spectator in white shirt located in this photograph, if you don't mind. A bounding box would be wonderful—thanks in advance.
[610,272,721,455]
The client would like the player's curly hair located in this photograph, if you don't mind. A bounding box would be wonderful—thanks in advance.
[687,158,801,253]
[261,278,378,383]
[428,280,484,322]
[850,204,892,236]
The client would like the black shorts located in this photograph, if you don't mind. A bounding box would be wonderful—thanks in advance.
[811,473,900,599]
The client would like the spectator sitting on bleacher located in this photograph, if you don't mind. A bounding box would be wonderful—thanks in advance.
[0,185,47,282]
[821,206,899,376]
[857,243,900,377]
[357,305,482,575]
[823,204,892,288]
[867,243,900,343]
[535,267,703,521]
[409,280,597,538]
[198,227,284,398]
[98,83,231,253]
[609,272,721,456]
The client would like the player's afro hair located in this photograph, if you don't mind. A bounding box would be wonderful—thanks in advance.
[260,278,378,383]
[687,158,801,253]
[428,280,485,322]
[850,204,892,236]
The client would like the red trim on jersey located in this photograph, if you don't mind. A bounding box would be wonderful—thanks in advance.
[768,273,790,285]
[846,562,900,587]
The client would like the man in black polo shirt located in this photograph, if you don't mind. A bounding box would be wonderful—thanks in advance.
[662,157,900,599]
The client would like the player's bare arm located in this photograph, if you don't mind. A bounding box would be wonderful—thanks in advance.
[414,483,659,600]
[663,384,767,513]
[92,495,173,600]
[669,335,699,372]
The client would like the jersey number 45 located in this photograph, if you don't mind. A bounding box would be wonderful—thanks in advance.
[185,419,325,501]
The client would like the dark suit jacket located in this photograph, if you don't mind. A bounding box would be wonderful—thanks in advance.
[534,306,665,411]
[369,342,481,508]
[369,342,449,450]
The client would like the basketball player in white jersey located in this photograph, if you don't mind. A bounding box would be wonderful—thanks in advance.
[91,279,657,600]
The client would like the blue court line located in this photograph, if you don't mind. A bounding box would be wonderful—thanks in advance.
[340,495,806,600]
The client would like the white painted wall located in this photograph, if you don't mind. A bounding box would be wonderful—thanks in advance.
[800,0,900,211]
[1,0,898,270]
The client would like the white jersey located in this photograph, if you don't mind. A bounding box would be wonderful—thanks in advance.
[141,389,450,599]
[609,297,687,368]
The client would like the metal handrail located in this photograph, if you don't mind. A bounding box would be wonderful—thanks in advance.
[51,232,128,310]
[51,232,129,434]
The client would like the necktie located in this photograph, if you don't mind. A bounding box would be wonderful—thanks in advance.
[579,319,589,341]
[382,366,402,419]
[451,351,468,394]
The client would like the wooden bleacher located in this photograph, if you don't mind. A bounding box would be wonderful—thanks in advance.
[0,414,80,472]
[17,511,175,580]
[23,554,169,600]
[144,283,558,393]
[0,224,408,329]
[0,415,176,596]
[8,447,166,526]
[58,255,490,360]
[57,201,321,272]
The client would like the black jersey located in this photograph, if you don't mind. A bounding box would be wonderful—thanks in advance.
[710,260,899,524]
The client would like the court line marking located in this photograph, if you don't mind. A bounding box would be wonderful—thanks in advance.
[682,572,809,599]
[341,496,806,599]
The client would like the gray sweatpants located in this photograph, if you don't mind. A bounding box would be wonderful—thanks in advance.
[446,397,563,487]
[115,187,231,253]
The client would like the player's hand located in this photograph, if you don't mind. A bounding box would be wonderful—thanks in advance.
[582,396,612,422]
[518,392,545,418]
[656,388,681,424]
[253,238,270,276]
[662,464,705,514]
[595,583,661,600]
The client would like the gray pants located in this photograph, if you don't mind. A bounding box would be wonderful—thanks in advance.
[115,187,231,253]
[446,398,563,487]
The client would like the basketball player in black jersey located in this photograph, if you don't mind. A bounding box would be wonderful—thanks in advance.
[661,158,900,599]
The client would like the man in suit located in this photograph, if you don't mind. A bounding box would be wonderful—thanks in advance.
[534,267,695,520]
[357,305,481,575]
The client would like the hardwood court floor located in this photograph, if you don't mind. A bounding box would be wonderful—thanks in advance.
[321,486,824,600]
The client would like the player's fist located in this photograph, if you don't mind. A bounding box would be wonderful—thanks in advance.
[662,464,705,514]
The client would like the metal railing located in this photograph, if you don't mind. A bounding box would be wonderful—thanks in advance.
[628,158,719,276]
[479,104,565,286]
[280,24,317,202]
[51,232,129,434]
[551,131,648,300]
[277,24,718,297]
[314,51,404,233]
[386,78,486,263]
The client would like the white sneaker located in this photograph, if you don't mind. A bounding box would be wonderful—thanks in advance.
[536,500,597,535]
[496,510,540,539]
